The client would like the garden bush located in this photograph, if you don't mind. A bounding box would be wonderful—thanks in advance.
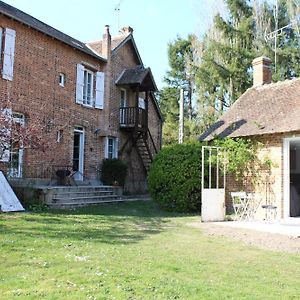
[148,143,202,212]
[101,159,128,186]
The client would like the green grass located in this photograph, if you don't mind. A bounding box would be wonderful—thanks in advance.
[1,201,300,299]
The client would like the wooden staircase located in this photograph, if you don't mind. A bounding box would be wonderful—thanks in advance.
[120,130,158,174]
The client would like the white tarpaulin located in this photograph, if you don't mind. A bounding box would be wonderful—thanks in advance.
[0,171,24,212]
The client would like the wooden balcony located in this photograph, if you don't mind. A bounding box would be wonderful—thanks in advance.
[120,107,147,131]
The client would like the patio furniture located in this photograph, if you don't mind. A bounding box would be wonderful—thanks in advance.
[231,192,247,221]
[261,204,277,221]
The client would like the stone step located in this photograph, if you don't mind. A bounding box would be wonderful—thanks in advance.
[52,190,114,198]
[49,198,126,209]
[52,194,121,204]
[48,186,118,194]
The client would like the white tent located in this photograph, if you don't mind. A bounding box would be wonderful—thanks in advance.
[0,171,24,212]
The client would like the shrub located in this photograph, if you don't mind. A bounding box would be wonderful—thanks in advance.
[148,143,202,212]
[101,159,128,186]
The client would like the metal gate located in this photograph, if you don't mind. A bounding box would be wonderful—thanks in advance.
[201,146,226,222]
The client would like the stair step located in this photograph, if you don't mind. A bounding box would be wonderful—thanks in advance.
[49,198,126,209]
[52,195,120,203]
[52,191,114,198]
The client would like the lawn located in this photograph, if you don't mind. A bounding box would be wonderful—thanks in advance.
[0,201,300,300]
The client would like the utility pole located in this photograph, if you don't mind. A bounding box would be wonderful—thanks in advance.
[178,89,184,144]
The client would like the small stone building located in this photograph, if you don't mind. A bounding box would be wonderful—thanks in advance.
[200,56,300,220]
[0,1,162,193]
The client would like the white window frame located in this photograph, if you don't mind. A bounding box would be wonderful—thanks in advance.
[105,137,119,159]
[59,73,65,87]
[83,69,94,107]
[8,112,25,178]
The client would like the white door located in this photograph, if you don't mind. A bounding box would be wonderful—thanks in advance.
[201,146,226,222]
[73,127,84,181]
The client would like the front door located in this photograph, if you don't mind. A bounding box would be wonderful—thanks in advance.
[73,127,84,181]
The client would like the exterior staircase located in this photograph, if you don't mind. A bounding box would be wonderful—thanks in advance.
[44,186,123,209]
[135,134,153,172]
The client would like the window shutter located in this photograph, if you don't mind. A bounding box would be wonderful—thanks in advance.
[138,97,145,109]
[114,138,119,159]
[95,72,105,109]
[0,28,3,65]
[2,28,16,81]
[104,137,109,159]
[75,64,84,104]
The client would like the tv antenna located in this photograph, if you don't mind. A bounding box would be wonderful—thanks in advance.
[115,0,124,30]
[264,0,300,74]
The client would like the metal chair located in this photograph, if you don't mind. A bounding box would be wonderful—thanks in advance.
[230,192,247,221]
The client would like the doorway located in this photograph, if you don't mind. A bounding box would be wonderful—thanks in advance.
[284,138,300,218]
[73,127,84,181]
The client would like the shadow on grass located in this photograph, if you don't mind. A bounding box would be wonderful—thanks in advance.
[0,201,199,245]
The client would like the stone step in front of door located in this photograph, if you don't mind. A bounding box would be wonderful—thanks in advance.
[52,190,115,199]
[52,194,121,204]
[44,185,122,209]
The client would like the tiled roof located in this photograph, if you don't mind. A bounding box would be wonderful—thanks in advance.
[115,66,157,92]
[86,34,129,56]
[199,78,300,141]
[0,0,105,61]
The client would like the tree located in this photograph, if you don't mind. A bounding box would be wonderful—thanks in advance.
[0,103,48,166]
[195,0,255,129]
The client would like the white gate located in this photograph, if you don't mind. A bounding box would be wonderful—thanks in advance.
[201,146,226,222]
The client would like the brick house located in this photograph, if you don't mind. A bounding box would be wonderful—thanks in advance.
[200,56,300,220]
[0,1,162,194]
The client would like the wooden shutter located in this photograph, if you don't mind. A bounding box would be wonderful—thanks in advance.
[75,64,84,104]
[2,28,16,81]
[104,137,109,159]
[0,28,2,66]
[114,138,119,159]
[95,72,105,109]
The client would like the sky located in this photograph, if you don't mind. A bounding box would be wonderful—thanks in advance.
[2,0,223,89]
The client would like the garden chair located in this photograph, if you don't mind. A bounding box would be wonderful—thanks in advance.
[230,192,247,221]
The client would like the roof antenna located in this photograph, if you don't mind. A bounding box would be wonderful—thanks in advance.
[115,0,124,31]
[264,0,300,76]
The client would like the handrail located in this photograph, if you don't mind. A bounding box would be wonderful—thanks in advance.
[119,107,146,128]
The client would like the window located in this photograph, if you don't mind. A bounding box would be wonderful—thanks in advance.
[105,137,118,159]
[8,113,25,178]
[76,64,105,109]
[83,69,93,106]
[59,73,65,87]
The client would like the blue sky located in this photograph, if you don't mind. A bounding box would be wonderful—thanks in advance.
[2,0,220,89]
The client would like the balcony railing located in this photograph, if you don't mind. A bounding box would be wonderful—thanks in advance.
[120,107,147,129]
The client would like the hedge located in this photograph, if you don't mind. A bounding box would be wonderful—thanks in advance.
[148,143,202,212]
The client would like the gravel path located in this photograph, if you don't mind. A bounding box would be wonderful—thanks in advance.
[189,221,300,253]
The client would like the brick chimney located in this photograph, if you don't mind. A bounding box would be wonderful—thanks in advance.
[252,56,272,86]
[119,26,133,35]
[102,25,111,59]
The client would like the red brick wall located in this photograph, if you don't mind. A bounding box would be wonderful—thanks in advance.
[0,16,105,180]
[0,17,162,193]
